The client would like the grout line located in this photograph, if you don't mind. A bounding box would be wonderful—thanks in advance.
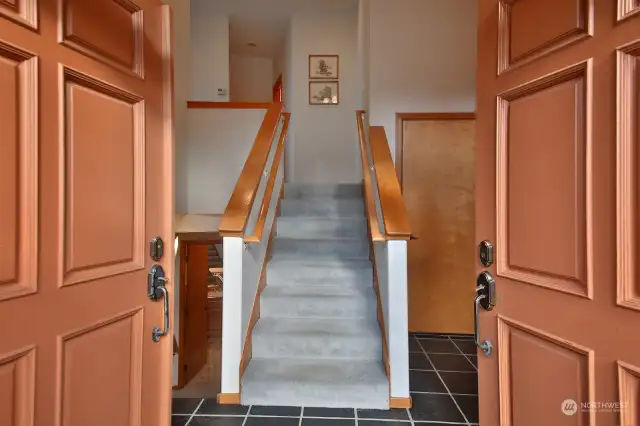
[448,337,478,372]
[299,407,304,426]
[415,337,471,426]
[241,405,251,426]
[354,408,358,426]
[183,399,205,426]
[406,407,415,426]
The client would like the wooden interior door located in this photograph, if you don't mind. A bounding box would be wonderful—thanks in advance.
[476,0,640,424]
[181,243,209,385]
[402,116,476,334]
[0,1,174,425]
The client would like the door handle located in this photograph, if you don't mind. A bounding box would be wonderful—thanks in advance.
[474,271,496,356]
[148,264,170,343]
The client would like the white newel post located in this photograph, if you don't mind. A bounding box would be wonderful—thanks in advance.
[220,236,244,394]
[388,240,410,398]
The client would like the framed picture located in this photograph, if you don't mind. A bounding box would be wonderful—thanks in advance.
[309,55,339,79]
[309,81,339,105]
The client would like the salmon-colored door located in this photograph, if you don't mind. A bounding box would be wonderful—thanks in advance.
[0,1,174,425]
[476,0,640,425]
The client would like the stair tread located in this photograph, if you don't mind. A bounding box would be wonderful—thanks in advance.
[243,358,387,387]
[253,317,380,337]
[268,257,372,268]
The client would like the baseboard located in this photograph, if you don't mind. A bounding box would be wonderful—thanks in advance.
[390,396,412,409]
[217,393,241,405]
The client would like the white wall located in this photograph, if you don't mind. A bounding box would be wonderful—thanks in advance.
[190,4,230,100]
[230,54,274,102]
[163,0,190,213]
[288,11,362,184]
[185,108,267,213]
[366,0,477,159]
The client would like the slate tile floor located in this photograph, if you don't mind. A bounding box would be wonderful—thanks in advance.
[172,333,478,425]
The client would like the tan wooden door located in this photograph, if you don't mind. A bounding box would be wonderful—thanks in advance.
[0,1,174,425]
[476,0,640,425]
[182,244,209,386]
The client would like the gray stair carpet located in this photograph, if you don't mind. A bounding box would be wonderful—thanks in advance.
[241,183,389,409]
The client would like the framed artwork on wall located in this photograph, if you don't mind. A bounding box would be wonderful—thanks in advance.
[309,55,339,79]
[309,81,339,105]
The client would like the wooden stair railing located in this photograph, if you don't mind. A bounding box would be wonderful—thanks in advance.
[219,102,290,242]
[356,110,412,241]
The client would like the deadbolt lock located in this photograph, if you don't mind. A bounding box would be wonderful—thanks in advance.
[150,237,164,261]
[478,240,494,267]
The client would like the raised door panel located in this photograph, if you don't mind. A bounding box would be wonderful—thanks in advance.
[60,0,144,76]
[0,347,35,426]
[496,62,591,298]
[0,41,37,302]
[498,0,592,73]
[58,310,143,426]
[60,68,145,287]
[617,42,640,311]
[0,0,37,29]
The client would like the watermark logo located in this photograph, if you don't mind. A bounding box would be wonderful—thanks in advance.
[561,399,627,415]
[561,399,578,416]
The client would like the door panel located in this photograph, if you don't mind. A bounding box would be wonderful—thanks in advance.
[404,118,476,334]
[477,0,640,425]
[0,1,173,425]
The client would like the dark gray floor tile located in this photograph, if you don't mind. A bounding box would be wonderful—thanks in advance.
[357,408,409,420]
[439,371,478,395]
[171,416,190,426]
[197,399,249,415]
[409,337,423,353]
[410,393,466,423]
[189,417,246,426]
[416,338,458,354]
[172,398,202,415]
[250,406,301,416]
[429,354,476,371]
[451,339,479,355]
[409,370,447,393]
[302,419,355,426]
[245,417,300,426]
[358,421,411,425]
[409,352,433,370]
[454,394,479,423]
[303,407,354,418]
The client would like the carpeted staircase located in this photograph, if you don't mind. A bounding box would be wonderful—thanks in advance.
[240,183,389,409]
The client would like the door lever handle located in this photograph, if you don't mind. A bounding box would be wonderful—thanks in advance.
[152,283,169,342]
[474,272,496,356]
[148,264,170,343]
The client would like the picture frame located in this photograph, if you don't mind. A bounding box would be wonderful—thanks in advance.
[309,81,339,105]
[309,54,339,79]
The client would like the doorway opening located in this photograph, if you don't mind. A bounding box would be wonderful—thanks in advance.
[172,237,224,398]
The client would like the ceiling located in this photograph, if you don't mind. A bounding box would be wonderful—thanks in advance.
[192,0,359,58]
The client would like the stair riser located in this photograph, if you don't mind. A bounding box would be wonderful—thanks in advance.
[272,239,369,258]
[252,334,382,360]
[276,219,367,238]
[267,265,373,286]
[241,386,389,409]
[284,184,364,199]
[281,200,365,216]
[261,296,378,320]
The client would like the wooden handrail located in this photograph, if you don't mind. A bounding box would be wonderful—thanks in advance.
[356,111,384,242]
[244,113,291,244]
[219,103,284,237]
[369,126,412,240]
